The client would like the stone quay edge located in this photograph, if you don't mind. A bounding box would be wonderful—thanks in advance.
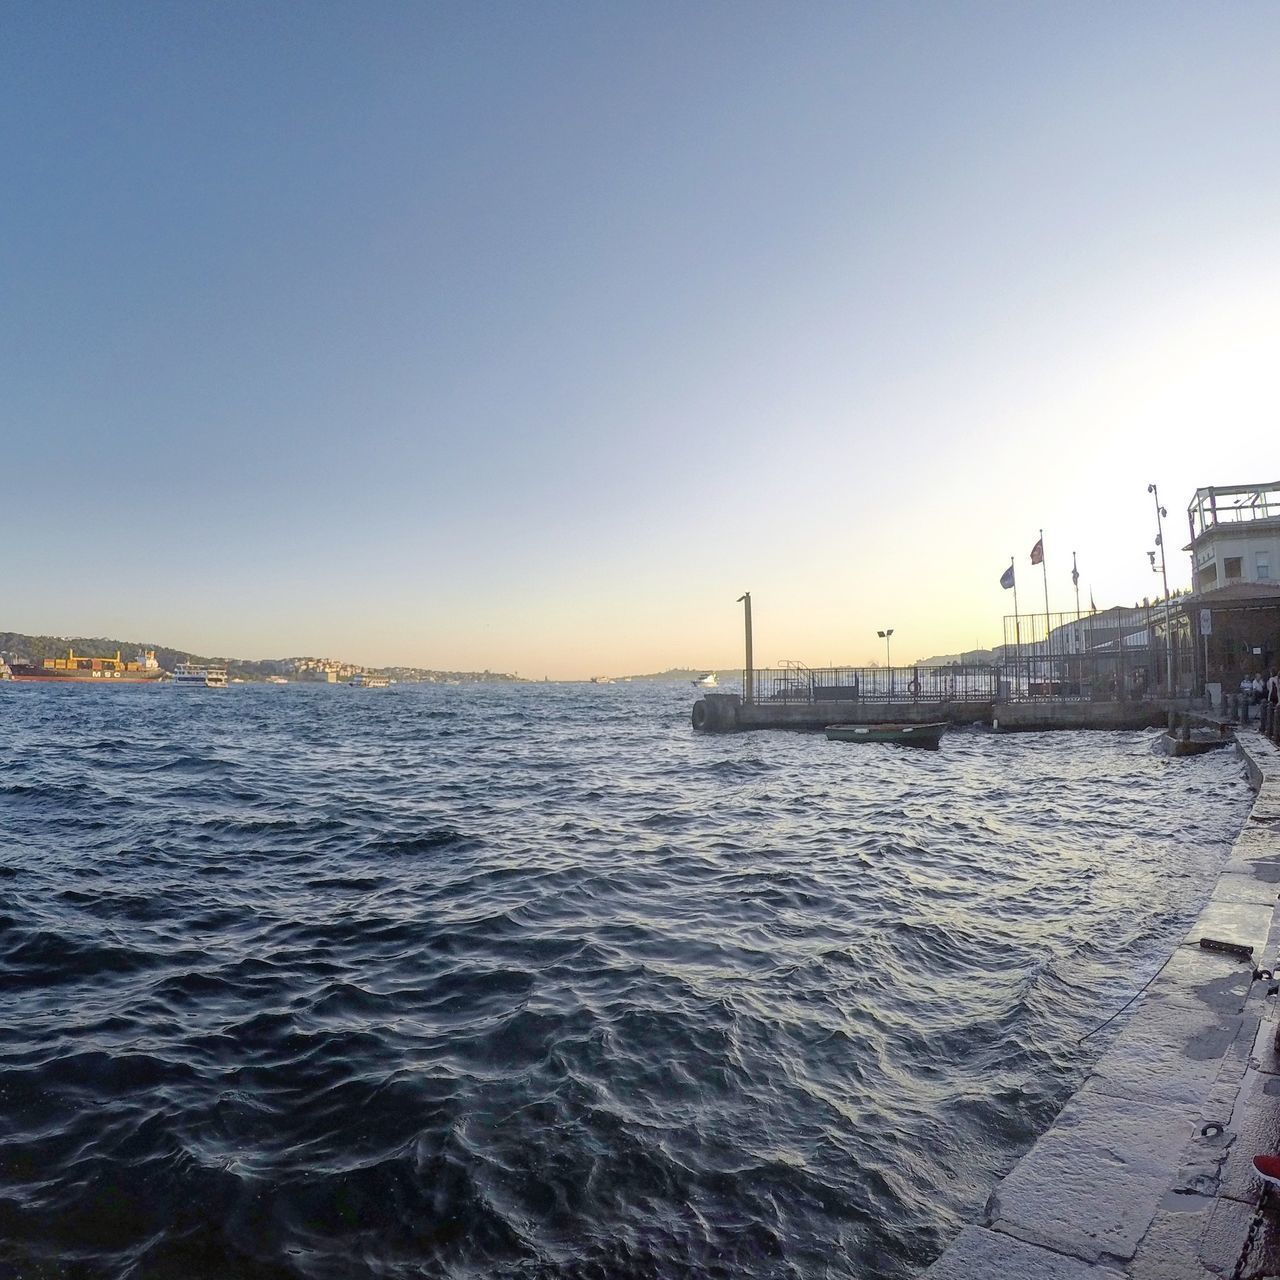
[920,729,1280,1280]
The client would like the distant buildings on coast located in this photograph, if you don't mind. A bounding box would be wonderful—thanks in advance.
[0,634,521,686]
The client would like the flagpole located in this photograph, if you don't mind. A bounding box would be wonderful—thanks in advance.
[1039,524,1049,624]
[1011,556,1022,696]
[1011,556,1021,644]
[1087,586,1096,697]
[1072,551,1081,655]
[1040,528,1051,661]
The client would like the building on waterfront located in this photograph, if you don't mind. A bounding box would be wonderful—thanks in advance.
[1176,482,1280,697]
[1186,480,1278,591]
[1177,580,1280,696]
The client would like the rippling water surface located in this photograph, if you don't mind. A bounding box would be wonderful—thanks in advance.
[0,682,1253,1278]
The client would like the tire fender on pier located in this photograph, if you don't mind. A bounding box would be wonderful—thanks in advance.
[692,694,741,732]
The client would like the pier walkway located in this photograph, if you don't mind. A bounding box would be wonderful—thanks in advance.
[692,691,1172,734]
[921,730,1280,1280]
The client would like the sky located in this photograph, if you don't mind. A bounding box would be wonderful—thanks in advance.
[2,3,1277,677]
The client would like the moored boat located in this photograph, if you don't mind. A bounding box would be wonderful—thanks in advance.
[1152,729,1233,757]
[825,722,948,749]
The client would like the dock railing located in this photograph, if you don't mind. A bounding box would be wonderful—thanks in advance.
[749,665,998,705]
[999,607,1195,701]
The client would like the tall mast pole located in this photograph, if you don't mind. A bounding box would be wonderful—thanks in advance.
[1073,551,1081,654]
[1011,556,1022,696]
[1039,528,1050,640]
[1149,484,1174,695]
[738,592,753,705]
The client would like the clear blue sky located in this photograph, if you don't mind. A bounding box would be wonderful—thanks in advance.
[3,3,1277,675]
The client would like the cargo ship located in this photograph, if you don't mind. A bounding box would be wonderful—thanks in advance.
[4,648,166,683]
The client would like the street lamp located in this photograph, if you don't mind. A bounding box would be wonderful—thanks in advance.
[1148,483,1174,696]
[877,628,894,669]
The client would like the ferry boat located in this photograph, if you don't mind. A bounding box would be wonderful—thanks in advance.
[348,672,390,688]
[5,648,165,683]
[172,662,229,688]
[692,672,718,688]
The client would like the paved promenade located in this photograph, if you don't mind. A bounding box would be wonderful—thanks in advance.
[923,729,1280,1280]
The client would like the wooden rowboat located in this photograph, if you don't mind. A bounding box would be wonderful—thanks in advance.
[825,722,948,750]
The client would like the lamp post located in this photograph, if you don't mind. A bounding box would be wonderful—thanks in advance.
[1148,483,1175,697]
[875,627,896,670]
[737,592,753,704]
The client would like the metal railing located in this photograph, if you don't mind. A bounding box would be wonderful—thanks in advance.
[999,607,1194,700]
[747,665,998,705]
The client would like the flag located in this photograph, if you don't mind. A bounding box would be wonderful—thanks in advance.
[1030,538,1044,566]
[1000,564,1015,590]
[1090,590,1097,614]
[1071,554,1079,587]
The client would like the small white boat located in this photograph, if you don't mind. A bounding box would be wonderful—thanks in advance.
[692,672,718,688]
[172,662,229,688]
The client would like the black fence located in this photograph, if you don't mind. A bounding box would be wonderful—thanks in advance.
[740,605,1202,708]
[747,664,998,705]
[998,606,1195,701]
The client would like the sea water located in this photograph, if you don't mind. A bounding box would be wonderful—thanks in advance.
[0,682,1252,1278]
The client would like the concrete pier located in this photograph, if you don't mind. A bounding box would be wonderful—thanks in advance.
[691,693,1176,734]
[921,730,1280,1279]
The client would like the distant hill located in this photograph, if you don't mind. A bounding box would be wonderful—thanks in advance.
[0,631,520,684]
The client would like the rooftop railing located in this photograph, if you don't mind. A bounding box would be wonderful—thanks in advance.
[1188,482,1280,540]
